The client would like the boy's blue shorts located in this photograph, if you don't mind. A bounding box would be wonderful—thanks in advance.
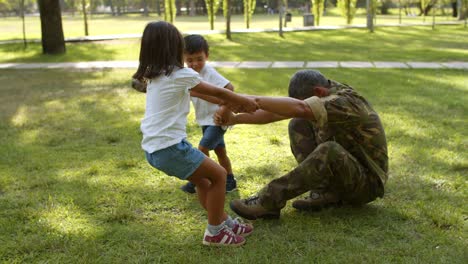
[199,126,227,150]
[145,139,206,180]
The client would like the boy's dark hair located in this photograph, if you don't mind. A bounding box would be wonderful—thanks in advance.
[184,34,209,55]
[288,70,330,99]
[133,21,184,81]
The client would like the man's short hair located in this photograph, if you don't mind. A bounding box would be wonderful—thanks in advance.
[288,70,330,99]
[184,34,209,55]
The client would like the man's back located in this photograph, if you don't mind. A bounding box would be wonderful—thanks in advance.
[309,82,388,195]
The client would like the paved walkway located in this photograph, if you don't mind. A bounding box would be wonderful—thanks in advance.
[0,61,467,70]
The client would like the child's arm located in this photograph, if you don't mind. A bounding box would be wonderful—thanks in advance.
[189,83,233,104]
[224,83,234,91]
[190,90,222,104]
[191,81,257,113]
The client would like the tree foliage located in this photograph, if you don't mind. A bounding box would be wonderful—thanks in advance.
[243,0,255,28]
[311,0,325,26]
[164,0,176,23]
[205,0,221,30]
[337,0,357,24]
[223,0,232,39]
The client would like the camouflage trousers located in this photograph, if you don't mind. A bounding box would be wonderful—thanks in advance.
[258,118,381,210]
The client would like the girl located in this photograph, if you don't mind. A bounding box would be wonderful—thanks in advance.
[133,21,255,247]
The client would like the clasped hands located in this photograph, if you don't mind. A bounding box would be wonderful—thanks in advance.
[215,95,258,126]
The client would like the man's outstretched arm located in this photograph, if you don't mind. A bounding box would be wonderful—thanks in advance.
[253,96,316,121]
[215,109,287,125]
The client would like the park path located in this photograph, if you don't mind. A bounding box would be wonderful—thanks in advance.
[0,61,467,70]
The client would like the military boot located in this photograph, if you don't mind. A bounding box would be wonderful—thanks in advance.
[292,191,341,211]
[230,196,280,220]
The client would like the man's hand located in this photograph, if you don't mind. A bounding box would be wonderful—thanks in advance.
[222,94,258,114]
[214,107,235,126]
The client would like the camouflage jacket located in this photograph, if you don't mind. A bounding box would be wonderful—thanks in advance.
[304,81,388,195]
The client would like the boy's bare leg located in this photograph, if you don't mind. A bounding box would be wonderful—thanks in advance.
[188,157,227,225]
[198,146,210,157]
[214,147,233,175]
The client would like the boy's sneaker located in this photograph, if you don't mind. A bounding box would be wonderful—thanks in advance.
[180,182,196,194]
[231,218,253,237]
[202,225,245,247]
[226,177,237,193]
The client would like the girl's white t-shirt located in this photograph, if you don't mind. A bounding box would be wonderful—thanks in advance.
[190,64,230,126]
[141,67,202,153]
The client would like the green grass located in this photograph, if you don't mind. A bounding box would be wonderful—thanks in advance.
[0,68,466,263]
[1,24,467,63]
[0,8,461,41]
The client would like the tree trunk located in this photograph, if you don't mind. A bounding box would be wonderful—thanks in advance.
[38,0,66,54]
[457,0,466,20]
[156,0,161,16]
[452,1,458,17]
[143,0,149,16]
[81,0,89,36]
[21,0,27,48]
[189,0,196,16]
[226,0,231,39]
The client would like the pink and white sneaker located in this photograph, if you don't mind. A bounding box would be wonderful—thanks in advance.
[202,225,245,247]
[231,217,254,237]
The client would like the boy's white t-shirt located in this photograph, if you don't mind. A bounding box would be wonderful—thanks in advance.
[141,67,202,153]
[190,64,230,126]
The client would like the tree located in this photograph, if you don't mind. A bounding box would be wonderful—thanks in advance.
[311,0,325,26]
[38,0,66,54]
[189,0,196,15]
[223,0,232,39]
[165,0,176,22]
[206,0,221,30]
[81,0,89,35]
[20,0,27,48]
[244,0,256,28]
[458,0,467,20]
[337,0,357,24]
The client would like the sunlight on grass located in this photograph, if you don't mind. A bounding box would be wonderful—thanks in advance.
[11,105,28,126]
[39,197,100,236]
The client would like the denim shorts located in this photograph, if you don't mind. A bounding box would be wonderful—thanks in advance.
[145,139,206,180]
[199,126,227,150]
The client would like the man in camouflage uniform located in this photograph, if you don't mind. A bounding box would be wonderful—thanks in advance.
[216,70,388,220]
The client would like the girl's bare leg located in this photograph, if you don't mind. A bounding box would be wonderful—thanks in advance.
[188,157,228,225]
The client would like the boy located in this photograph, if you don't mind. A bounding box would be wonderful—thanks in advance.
[180,34,237,194]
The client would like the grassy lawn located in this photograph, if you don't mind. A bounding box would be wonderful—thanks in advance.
[1,24,467,63]
[0,68,466,263]
[0,8,461,41]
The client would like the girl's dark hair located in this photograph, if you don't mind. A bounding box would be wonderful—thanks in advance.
[133,21,184,81]
[184,34,209,55]
[288,70,330,99]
